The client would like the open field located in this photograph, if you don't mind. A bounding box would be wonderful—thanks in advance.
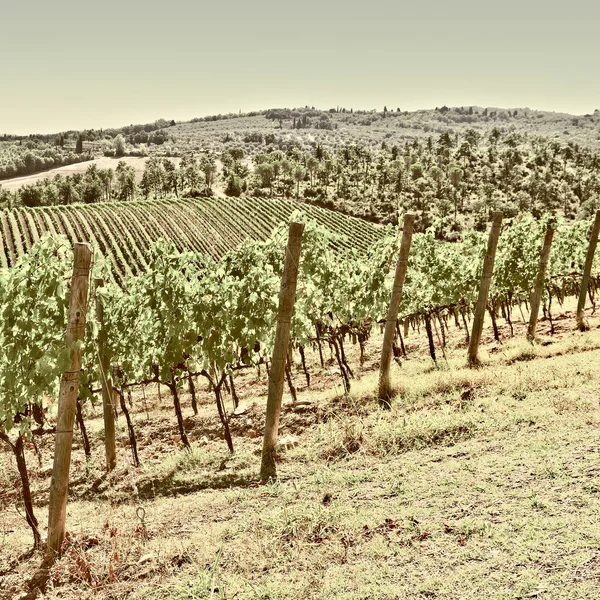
[0,157,166,191]
[2,298,600,599]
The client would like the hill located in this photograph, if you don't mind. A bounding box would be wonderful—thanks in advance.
[4,106,600,157]
[2,105,600,233]
[0,197,384,280]
[3,297,600,599]
[166,106,600,155]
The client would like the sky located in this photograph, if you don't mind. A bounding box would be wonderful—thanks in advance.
[1,0,599,134]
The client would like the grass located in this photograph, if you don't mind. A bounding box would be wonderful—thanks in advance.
[3,315,600,598]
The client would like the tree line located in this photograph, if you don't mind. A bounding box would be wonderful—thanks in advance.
[2,129,600,235]
[0,139,91,180]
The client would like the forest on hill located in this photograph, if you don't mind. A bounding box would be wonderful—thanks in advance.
[1,106,600,235]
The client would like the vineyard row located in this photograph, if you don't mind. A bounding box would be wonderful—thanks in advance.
[0,197,385,281]
[3,210,600,557]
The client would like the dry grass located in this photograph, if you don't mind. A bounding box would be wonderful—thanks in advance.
[3,307,600,598]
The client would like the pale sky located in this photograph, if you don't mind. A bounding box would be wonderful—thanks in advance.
[2,0,599,134]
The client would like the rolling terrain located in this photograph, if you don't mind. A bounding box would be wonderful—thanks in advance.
[2,105,600,600]
[0,197,384,280]
[165,106,600,155]
[3,105,600,232]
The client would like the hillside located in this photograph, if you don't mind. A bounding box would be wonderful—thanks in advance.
[3,298,600,599]
[166,106,600,155]
[2,106,600,233]
[0,197,384,279]
[4,106,600,157]
[3,107,600,600]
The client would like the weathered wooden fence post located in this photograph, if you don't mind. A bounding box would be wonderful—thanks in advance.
[576,211,600,331]
[95,278,116,471]
[527,220,556,341]
[468,212,503,365]
[260,222,304,482]
[378,213,416,404]
[46,243,93,561]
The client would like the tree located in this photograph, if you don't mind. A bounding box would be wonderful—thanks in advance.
[179,155,201,193]
[0,186,15,208]
[98,168,114,201]
[256,163,274,193]
[225,174,245,197]
[115,134,126,157]
[306,156,318,188]
[82,179,103,204]
[448,165,464,218]
[115,160,136,200]
[200,154,218,192]
[75,134,83,154]
[142,157,167,199]
[57,177,75,205]
[230,147,245,161]
[163,160,178,197]
[428,166,444,196]
[20,185,44,207]
[293,166,306,198]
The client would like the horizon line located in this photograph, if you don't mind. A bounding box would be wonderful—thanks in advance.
[2,103,598,138]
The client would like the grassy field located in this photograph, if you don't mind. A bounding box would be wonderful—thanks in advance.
[2,304,600,599]
[0,157,167,191]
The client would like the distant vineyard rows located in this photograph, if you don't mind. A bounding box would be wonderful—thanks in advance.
[0,197,384,281]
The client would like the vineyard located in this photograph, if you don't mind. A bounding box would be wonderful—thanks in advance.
[3,207,600,597]
[0,197,384,280]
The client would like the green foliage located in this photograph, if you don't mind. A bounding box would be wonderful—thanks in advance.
[0,236,73,436]
[0,138,89,180]
[224,174,245,197]
[4,213,600,443]
[114,134,126,158]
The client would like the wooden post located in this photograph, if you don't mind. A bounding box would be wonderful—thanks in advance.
[528,221,556,341]
[95,278,116,471]
[468,212,503,365]
[260,222,304,482]
[378,213,416,404]
[577,211,600,331]
[46,243,93,561]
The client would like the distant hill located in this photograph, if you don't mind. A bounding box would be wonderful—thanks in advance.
[2,105,600,235]
[163,106,600,156]
[4,106,600,155]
